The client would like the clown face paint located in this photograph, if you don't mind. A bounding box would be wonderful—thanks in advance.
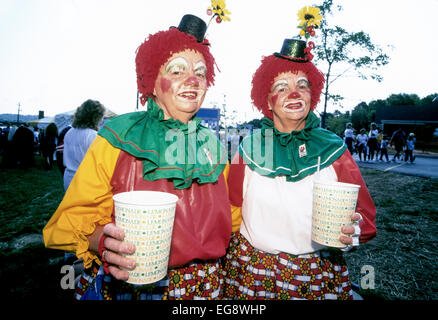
[267,71,311,132]
[153,50,208,123]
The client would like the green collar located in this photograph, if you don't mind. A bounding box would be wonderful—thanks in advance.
[239,111,346,182]
[99,99,226,189]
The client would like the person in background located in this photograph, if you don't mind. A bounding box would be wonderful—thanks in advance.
[43,13,232,300]
[63,101,105,191]
[222,8,376,300]
[40,123,58,170]
[367,122,379,162]
[12,124,35,169]
[356,128,368,162]
[1,125,18,168]
[344,122,355,155]
[379,134,390,162]
[404,133,416,163]
[8,125,17,142]
[230,128,241,160]
[55,125,72,177]
[33,127,40,155]
[390,127,406,162]
[376,128,383,160]
[0,126,8,157]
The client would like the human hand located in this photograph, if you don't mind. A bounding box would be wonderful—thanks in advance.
[101,223,136,281]
[339,213,362,246]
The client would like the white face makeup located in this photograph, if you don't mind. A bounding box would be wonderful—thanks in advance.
[165,57,189,74]
[271,79,288,94]
[153,50,208,123]
[194,61,207,78]
[296,77,310,89]
[267,71,311,132]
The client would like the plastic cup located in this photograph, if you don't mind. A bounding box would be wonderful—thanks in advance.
[311,180,360,248]
[113,190,178,285]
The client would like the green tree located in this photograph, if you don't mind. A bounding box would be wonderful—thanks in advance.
[313,0,390,128]
[386,93,420,106]
[351,102,369,131]
[420,93,438,105]
[326,110,350,136]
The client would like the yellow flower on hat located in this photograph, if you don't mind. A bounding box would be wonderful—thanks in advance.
[297,6,322,28]
[296,5,323,39]
[208,0,231,22]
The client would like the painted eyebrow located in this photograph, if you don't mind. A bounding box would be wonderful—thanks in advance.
[166,57,189,72]
[297,77,309,84]
[194,61,207,71]
[272,79,288,90]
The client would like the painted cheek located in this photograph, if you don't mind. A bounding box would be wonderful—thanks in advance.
[270,94,279,107]
[160,78,172,92]
[287,91,300,99]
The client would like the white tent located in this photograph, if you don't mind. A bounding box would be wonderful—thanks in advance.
[54,110,75,132]
[31,108,117,131]
[29,116,55,129]
[55,108,117,132]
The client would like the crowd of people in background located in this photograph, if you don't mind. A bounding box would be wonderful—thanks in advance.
[342,123,417,164]
[1,99,107,175]
[0,119,421,174]
[0,122,72,173]
[1,124,37,169]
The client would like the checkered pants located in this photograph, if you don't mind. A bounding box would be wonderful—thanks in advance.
[222,232,353,300]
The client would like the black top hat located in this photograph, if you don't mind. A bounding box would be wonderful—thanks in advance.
[274,38,309,63]
[177,14,207,42]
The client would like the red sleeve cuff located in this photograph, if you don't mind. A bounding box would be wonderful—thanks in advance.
[98,234,110,274]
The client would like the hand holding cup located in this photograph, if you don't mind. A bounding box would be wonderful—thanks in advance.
[339,213,362,245]
[101,223,136,281]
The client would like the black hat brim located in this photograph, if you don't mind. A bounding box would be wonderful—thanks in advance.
[274,52,308,63]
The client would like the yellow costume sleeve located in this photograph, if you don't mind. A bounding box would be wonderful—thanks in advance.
[230,205,242,232]
[222,163,242,232]
[42,136,120,268]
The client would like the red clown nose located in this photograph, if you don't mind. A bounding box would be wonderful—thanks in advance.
[185,76,200,86]
[288,91,300,99]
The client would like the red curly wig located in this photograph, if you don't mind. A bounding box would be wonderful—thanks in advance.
[251,55,325,120]
[135,28,216,106]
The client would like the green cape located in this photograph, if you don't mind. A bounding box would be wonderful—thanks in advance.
[239,111,346,182]
[99,99,226,189]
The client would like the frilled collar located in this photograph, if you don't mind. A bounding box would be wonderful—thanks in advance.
[240,111,346,182]
[146,97,202,133]
[99,98,226,189]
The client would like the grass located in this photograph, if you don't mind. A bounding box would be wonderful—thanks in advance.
[345,168,438,300]
[0,156,74,300]
[1,156,437,300]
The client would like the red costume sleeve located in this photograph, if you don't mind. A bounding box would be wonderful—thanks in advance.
[332,150,377,243]
[228,153,246,207]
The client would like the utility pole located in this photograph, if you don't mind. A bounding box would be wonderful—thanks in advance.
[136,90,139,110]
[17,102,21,123]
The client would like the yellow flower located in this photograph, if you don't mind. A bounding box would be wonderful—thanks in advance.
[297,6,323,27]
[279,289,291,300]
[170,270,184,287]
[209,0,231,22]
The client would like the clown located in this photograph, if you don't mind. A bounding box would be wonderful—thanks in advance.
[222,34,376,299]
[43,15,232,300]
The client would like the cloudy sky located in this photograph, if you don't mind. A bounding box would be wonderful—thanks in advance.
[1,0,437,123]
